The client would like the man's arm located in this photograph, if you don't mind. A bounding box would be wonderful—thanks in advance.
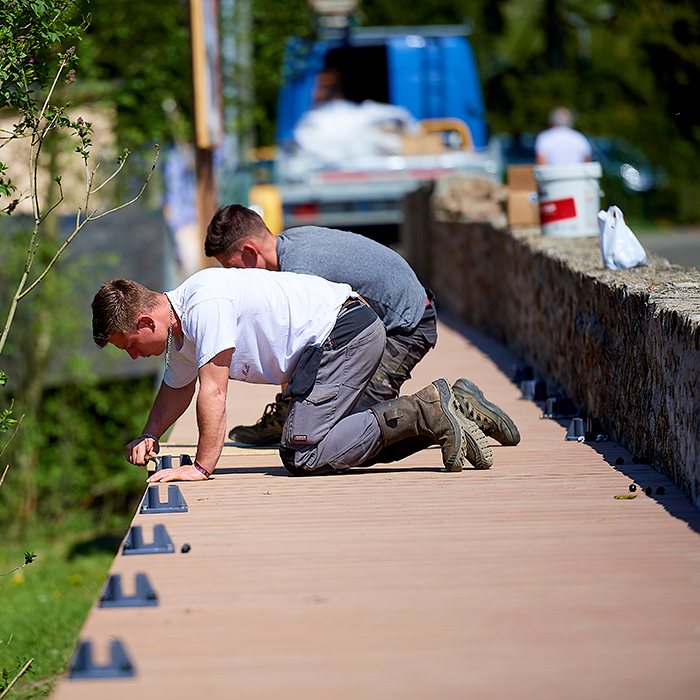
[126,379,197,466]
[148,348,233,482]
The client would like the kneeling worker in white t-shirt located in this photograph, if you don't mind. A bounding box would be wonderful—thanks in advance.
[91,269,493,480]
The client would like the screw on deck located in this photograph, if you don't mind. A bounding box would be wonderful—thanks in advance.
[99,573,158,607]
[122,524,175,555]
[140,484,188,514]
[68,638,135,679]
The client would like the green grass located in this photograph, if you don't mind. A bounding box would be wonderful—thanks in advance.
[0,528,125,698]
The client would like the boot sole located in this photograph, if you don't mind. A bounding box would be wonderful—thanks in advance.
[453,378,521,447]
[433,379,492,471]
[455,413,493,469]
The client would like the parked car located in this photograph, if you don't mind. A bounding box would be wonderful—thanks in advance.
[588,136,667,193]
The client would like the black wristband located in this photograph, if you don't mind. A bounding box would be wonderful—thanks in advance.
[193,462,211,478]
[138,433,159,442]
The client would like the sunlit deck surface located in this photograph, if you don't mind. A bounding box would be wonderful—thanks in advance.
[52,318,700,699]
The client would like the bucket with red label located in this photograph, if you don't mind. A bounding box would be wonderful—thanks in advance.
[534,162,602,237]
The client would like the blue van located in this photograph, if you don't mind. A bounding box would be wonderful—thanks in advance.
[277,25,488,150]
[251,25,493,232]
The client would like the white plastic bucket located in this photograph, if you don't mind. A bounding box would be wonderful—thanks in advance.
[533,162,602,237]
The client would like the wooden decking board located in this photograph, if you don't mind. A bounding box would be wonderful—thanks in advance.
[51,320,700,699]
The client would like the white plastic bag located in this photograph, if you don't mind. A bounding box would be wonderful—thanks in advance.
[598,205,648,270]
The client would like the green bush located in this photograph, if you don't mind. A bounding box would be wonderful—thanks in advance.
[0,375,157,532]
[1,218,158,530]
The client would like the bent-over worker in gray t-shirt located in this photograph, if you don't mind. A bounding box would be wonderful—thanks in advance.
[204,205,520,451]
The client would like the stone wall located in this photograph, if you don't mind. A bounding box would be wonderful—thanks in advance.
[401,181,700,506]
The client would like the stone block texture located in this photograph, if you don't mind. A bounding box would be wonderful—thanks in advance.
[402,189,700,506]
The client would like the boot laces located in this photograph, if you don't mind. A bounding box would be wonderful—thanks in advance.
[255,394,287,428]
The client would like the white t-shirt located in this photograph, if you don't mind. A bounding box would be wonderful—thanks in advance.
[534,126,591,165]
[164,268,353,388]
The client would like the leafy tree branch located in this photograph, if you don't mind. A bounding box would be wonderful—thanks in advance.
[0,0,159,489]
[0,656,34,699]
[0,0,159,351]
[0,551,37,578]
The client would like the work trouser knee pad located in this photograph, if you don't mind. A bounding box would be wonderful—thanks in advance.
[279,447,336,477]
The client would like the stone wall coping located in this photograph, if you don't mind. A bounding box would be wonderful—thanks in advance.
[509,226,700,321]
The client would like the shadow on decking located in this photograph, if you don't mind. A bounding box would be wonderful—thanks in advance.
[439,312,521,383]
[443,311,700,535]
[212,464,446,477]
[596,442,700,536]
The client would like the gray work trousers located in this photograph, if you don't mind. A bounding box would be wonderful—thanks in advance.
[280,314,386,475]
[355,294,437,412]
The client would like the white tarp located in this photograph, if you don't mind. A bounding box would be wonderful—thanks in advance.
[292,99,417,167]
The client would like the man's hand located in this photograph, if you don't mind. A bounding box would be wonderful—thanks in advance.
[125,380,197,467]
[147,465,208,482]
[126,435,159,465]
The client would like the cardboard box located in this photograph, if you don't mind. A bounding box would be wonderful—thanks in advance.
[508,164,537,191]
[507,165,540,226]
[507,189,540,226]
[401,132,448,156]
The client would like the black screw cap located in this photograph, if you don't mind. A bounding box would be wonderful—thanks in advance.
[181,543,191,553]
[629,484,636,492]
[616,457,625,465]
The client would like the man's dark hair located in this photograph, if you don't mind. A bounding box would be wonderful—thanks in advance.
[205,204,270,257]
[91,279,160,348]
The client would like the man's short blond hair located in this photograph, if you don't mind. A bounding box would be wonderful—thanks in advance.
[91,279,161,348]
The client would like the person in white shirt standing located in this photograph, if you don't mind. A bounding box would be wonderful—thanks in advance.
[534,107,592,165]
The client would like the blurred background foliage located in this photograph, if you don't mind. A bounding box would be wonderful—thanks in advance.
[0,221,155,534]
[76,0,193,146]
[66,0,700,222]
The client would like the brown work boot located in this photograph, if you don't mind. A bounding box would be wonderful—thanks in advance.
[228,393,289,447]
[370,378,493,471]
[452,378,520,446]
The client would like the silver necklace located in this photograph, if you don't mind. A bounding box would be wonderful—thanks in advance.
[165,297,173,371]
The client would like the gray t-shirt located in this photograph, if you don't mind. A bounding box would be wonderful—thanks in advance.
[276,226,427,332]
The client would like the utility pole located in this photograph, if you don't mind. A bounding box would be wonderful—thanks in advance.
[190,0,223,269]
